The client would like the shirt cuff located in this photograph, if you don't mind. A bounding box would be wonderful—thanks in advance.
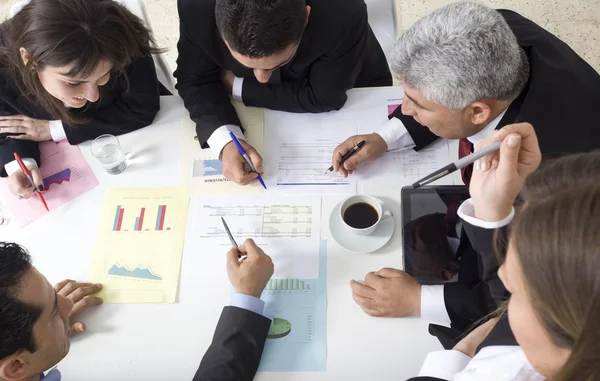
[376,117,416,152]
[418,350,472,380]
[48,120,67,142]
[4,158,38,176]
[421,285,451,325]
[206,125,245,159]
[232,77,244,101]
[457,199,515,229]
[230,293,265,316]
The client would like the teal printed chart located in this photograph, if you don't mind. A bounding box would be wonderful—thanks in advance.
[107,263,163,281]
[258,240,327,372]
[193,159,223,177]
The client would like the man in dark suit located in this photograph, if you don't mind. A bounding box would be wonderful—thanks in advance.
[175,0,392,186]
[335,2,600,333]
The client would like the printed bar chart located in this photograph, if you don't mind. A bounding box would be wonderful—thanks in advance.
[134,208,146,231]
[155,205,167,231]
[264,278,313,294]
[113,205,125,231]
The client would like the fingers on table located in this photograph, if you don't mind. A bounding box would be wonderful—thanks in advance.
[71,296,103,317]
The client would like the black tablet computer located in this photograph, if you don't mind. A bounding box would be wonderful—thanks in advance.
[401,186,470,285]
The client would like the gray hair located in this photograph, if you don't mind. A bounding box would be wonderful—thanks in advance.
[391,1,530,110]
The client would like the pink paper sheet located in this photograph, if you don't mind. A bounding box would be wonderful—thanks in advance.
[0,141,99,226]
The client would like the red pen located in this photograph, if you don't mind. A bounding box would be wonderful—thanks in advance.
[13,152,49,211]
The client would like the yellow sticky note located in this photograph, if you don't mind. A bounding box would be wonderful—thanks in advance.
[88,187,190,303]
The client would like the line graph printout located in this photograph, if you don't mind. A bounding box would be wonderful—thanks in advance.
[0,140,99,226]
[89,187,190,303]
[186,195,321,279]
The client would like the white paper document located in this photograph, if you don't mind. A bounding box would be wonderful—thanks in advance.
[356,139,454,192]
[184,195,322,279]
[263,112,358,193]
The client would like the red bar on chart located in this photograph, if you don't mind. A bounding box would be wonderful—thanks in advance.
[116,207,125,231]
[136,208,146,231]
[159,205,166,230]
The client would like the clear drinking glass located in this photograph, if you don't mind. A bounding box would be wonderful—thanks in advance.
[91,134,127,175]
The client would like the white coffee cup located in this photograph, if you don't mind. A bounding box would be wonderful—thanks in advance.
[339,195,393,236]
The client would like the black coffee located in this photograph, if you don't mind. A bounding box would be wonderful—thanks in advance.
[343,202,379,229]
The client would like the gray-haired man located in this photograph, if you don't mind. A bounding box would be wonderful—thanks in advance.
[333,2,600,343]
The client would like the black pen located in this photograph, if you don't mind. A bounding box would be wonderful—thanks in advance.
[325,140,366,174]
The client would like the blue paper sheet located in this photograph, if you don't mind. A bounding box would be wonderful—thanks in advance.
[258,240,327,372]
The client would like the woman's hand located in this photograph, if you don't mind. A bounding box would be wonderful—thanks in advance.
[0,115,52,141]
[8,167,44,199]
[469,123,542,222]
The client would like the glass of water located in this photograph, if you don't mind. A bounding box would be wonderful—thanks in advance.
[91,134,127,174]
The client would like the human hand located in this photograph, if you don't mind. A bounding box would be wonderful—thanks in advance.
[470,123,542,221]
[220,70,235,95]
[55,280,103,335]
[0,115,51,141]
[7,166,43,199]
[350,268,421,317]
[453,317,499,357]
[221,139,264,186]
[227,239,274,298]
[332,133,387,177]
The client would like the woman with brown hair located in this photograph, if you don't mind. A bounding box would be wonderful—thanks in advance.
[0,0,165,200]
[410,123,600,380]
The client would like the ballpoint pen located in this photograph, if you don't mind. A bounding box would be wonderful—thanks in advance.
[325,140,366,174]
[221,216,243,259]
[228,132,267,190]
[13,152,49,211]
[412,141,502,188]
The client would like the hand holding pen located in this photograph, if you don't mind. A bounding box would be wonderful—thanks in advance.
[330,133,388,177]
[222,132,267,189]
[10,153,49,210]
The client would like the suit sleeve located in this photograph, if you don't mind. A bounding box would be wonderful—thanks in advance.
[241,6,370,113]
[389,107,439,151]
[64,56,160,145]
[0,98,40,177]
[443,223,509,331]
[193,306,271,381]
[174,0,242,147]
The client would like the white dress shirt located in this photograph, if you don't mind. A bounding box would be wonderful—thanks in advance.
[419,346,544,381]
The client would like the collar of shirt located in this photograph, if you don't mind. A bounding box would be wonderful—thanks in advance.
[455,346,544,381]
[467,108,508,145]
[40,367,61,381]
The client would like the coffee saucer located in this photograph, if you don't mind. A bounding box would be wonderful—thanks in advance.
[329,201,395,254]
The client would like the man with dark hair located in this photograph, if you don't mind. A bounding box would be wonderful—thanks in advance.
[175,0,392,186]
[0,239,275,381]
[0,242,103,380]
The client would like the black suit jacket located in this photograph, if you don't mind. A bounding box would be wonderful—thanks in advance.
[408,315,517,381]
[0,56,162,177]
[390,9,600,157]
[193,306,270,381]
[175,0,392,146]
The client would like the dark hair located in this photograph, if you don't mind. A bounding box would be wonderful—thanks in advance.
[0,0,161,124]
[215,0,307,58]
[0,242,42,360]
[508,151,600,380]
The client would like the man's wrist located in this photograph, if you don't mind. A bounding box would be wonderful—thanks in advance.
[372,133,388,151]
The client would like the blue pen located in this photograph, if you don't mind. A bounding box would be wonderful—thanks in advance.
[228,132,267,190]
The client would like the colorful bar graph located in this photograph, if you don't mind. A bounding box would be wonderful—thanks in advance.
[113,205,125,231]
[155,205,167,231]
[134,208,146,231]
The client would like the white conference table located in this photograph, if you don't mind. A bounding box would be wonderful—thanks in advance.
[0,96,449,381]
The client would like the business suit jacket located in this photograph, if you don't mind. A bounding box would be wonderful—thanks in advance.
[193,306,271,381]
[0,56,162,176]
[407,315,517,381]
[175,0,392,146]
[391,9,600,157]
[392,9,600,342]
